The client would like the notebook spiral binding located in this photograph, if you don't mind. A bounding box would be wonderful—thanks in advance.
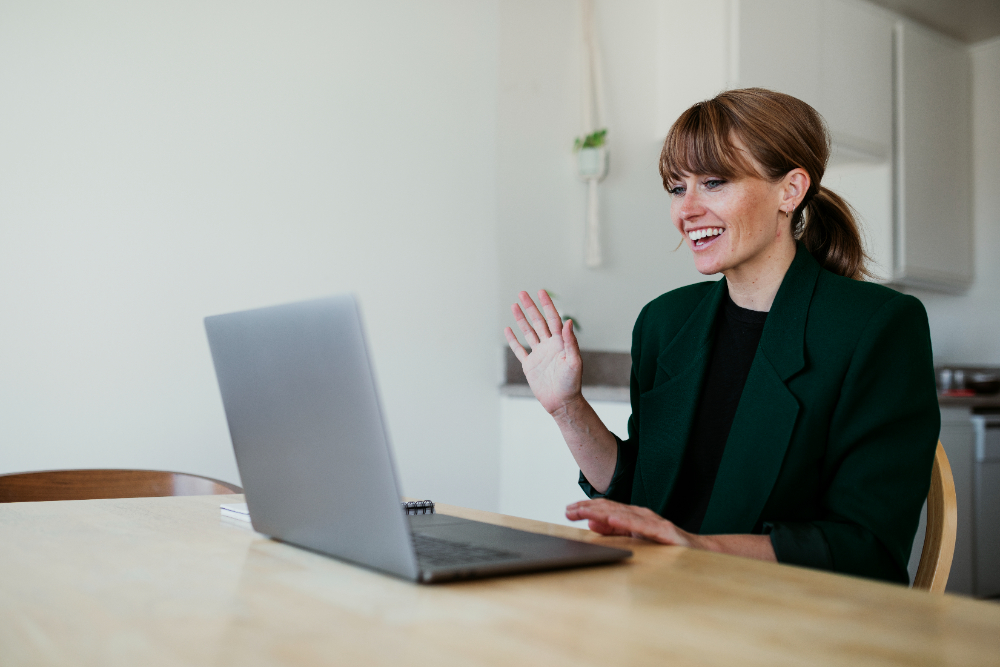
[402,500,435,515]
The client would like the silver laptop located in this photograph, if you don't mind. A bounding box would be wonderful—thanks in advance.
[204,294,631,583]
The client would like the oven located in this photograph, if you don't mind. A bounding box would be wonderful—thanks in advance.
[972,415,1000,598]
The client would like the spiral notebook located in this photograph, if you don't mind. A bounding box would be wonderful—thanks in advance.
[221,500,436,522]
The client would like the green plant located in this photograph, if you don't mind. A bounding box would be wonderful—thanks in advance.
[573,128,607,152]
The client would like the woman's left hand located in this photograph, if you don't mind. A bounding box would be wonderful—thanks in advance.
[565,498,699,548]
[566,498,778,561]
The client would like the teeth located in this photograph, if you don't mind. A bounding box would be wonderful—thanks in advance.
[688,227,723,241]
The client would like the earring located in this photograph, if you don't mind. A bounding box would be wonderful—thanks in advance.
[785,208,790,218]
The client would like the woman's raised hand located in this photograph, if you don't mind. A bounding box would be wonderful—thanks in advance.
[504,290,583,415]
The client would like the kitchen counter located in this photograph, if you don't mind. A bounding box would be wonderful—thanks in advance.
[936,366,1000,411]
[502,348,630,403]
[502,356,1000,409]
[938,394,1000,410]
[499,383,629,403]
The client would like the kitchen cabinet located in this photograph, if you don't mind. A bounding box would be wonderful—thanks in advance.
[498,394,631,526]
[819,0,894,157]
[734,0,897,279]
[972,415,1000,597]
[734,0,894,157]
[730,0,972,292]
[734,0,823,115]
[893,20,973,292]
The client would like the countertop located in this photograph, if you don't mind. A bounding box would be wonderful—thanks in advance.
[502,354,1000,409]
[501,348,631,403]
[936,366,1000,411]
[938,394,1000,410]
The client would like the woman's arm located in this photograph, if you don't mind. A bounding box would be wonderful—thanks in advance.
[504,291,618,493]
[565,499,777,561]
[550,395,618,495]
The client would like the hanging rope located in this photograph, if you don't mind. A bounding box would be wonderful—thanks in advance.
[578,0,608,269]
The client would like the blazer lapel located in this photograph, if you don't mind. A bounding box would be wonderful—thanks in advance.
[636,279,726,513]
[700,246,821,534]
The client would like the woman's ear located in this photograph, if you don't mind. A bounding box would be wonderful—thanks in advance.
[782,168,811,213]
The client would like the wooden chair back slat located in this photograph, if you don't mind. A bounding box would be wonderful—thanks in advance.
[912,442,958,593]
[0,469,241,503]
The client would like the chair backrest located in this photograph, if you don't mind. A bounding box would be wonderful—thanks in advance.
[912,441,957,593]
[0,469,242,503]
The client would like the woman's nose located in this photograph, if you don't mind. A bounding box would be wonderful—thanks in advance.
[677,189,704,220]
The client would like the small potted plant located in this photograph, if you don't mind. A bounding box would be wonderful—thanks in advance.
[574,129,608,181]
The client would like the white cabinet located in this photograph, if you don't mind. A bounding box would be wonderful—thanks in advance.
[819,0,895,157]
[499,395,632,526]
[823,161,894,280]
[893,21,973,292]
[733,0,897,279]
[734,0,894,156]
[735,0,823,113]
[729,2,972,292]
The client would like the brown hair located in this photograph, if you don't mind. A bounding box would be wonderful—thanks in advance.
[659,88,870,280]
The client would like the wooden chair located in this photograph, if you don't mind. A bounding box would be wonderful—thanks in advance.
[912,442,957,593]
[0,469,242,503]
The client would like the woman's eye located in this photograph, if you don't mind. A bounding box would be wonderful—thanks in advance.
[667,185,685,196]
[704,179,726,189]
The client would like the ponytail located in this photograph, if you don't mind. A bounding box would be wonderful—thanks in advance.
[795,186,871,281]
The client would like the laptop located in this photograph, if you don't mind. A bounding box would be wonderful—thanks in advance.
[204,294,631,583]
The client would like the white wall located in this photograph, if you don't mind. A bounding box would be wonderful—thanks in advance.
[909,36,1000,365]
[497,0,713,352]
[0,0,503,510]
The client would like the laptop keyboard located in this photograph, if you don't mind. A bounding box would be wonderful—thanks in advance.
[412,533,522,567]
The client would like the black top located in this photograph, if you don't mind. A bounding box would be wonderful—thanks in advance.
[663,288,768,533]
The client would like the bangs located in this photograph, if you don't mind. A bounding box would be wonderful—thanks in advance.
[659,101,759,187]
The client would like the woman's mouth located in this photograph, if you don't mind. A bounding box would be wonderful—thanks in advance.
[688,227,725,248]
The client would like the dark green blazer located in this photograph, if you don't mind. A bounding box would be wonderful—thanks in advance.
[581,245,940,584]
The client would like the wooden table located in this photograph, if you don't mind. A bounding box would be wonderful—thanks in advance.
[1,495,999,666]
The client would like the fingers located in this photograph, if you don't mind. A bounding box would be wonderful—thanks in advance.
[537,290,564,339]
[605,512,686,546]
[603,512,657,540]
[565,498,618,522]
[566,499,685,546]
[566,500,630,536]
[563,318,581,366]
[510,303,541,348]
[588,519,633,537]
[504,327,528,362]
[518,291,552,339]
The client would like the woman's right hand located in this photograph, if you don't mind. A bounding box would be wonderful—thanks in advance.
[504,290,583,415]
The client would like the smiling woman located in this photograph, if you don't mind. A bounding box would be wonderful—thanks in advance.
[505,88,940,585]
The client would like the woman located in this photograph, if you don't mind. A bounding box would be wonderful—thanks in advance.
[504,88,939,584]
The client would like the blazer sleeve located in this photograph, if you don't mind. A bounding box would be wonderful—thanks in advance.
[578,305,648,502]
[767,294,940,584]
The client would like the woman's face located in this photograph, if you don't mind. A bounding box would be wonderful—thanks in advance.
[666,170,795,277]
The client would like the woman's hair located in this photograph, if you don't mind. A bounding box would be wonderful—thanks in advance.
[659,88,870,280]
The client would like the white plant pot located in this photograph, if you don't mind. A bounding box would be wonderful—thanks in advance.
[576,146,608,181]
